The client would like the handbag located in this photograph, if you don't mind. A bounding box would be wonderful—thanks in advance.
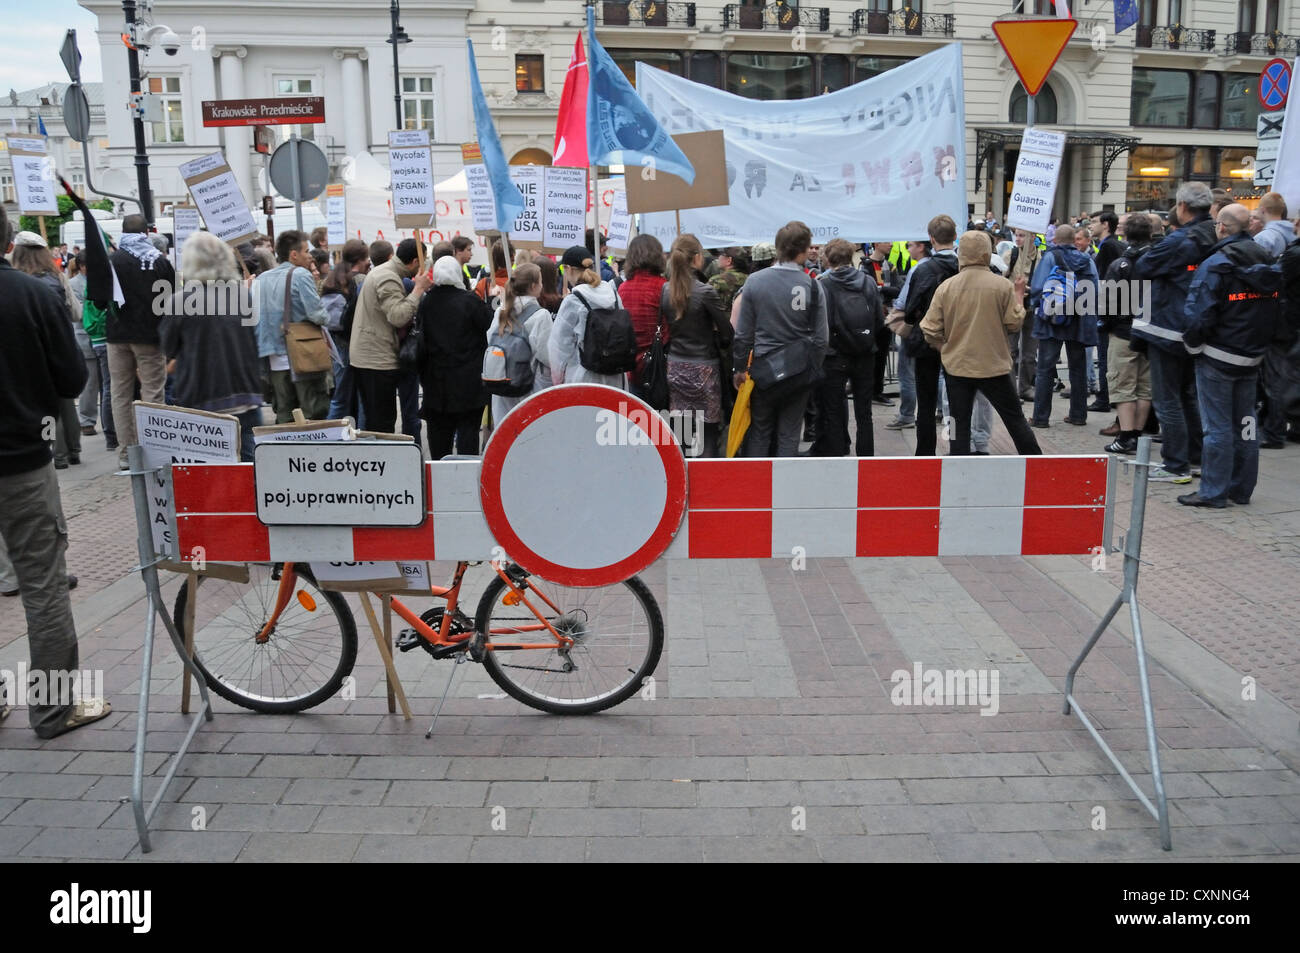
[398,312,422,372]
[280,267,332,375]
[639,325,670,410]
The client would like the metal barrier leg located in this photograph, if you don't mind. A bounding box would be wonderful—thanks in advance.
[125,445,213,854]
[1060,436,1172,850]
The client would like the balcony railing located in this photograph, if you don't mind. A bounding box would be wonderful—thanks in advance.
[1135,24,1217,51]
[721,3,831,32]
[1223,30,1300,55]
[849,9,954,37]
[596,1,697,28]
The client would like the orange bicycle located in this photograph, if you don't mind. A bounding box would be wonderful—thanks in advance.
[172,561,663,716]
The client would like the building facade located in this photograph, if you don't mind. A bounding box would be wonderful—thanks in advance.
[76,0,1294,227]
[2,82,109,222]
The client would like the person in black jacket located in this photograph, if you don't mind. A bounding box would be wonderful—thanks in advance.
[418,255,492,458]
[1090,212,1124,414]
[107,214,175,469]
[1178,204,1281,507]
[900,215,960,456]
[1099,214,1154,455]
[814,238,883,456]
[0,206,109,738]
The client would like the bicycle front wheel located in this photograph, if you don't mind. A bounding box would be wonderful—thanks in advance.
[474,571,663,715]
[172,563,358,713]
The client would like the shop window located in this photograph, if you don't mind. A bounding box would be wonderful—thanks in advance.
[727,53,813,101]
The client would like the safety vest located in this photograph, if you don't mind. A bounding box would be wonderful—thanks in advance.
[888,241,912,274]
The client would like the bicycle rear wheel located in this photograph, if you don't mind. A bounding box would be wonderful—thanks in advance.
[474,570,663,715]
[172,563,357,713]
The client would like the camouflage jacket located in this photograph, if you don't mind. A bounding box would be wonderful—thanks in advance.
[709,268,747,313]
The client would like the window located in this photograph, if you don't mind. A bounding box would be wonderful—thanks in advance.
[1131,68,1190,127]
[1,171,13,203]
[1264,0,1280,33]
[820,54,850,94]
[727,53,813,100]
[1194,73,1219,128]
[401,75,435,135]
[148,75,184,144]
[1220,147,1261,196]
[854,55,911,82]
[869,0,891,10]
[515,54,544,93]
[689,52,720,88]
[1139,0,1156,25]
[1168,0,1183,24]
[611,50,681,88]
[1127,145,1185,210]
[1010,82,1059,123]
[273,76,317,141]
[1222,73,1261,129]
[1238,0,1258,32]
[70,171,85,197]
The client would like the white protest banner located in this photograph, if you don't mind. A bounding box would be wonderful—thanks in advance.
[461,142,498,234]
[134,402,241,557]
[542,166,587,251]
[179,151,259,246]
[636,44,967,244]
[509,165,544,247]
[1273,59,1300,216]
[254,442,425,526]
[606,183,632,251]
[388,129,436,228]
[172,206,201,271]
[1006,127,1066,234]
[325,183,346,244]
[6,136,59,216]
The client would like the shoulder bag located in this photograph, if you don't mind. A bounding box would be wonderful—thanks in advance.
[281,267,332,375]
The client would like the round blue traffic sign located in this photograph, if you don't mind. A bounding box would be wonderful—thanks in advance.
[1259,58,1291,111]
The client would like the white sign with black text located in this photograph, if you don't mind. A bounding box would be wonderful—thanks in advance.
[172,206,201,272]
[542,167,587,250]
[388,129,437,228]
[179,151,259,246]
[6,136,59,216]
[254,442,425,526]
[1006,128,1066,234]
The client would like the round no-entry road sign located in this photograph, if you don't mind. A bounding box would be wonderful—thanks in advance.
[479,384,688,587]
[1260,58,1291,111]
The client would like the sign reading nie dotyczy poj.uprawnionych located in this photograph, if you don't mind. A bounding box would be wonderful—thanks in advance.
[254,442,425,526]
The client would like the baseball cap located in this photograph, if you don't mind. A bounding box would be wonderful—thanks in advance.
[560,245,594,269]
[751,241,776,263]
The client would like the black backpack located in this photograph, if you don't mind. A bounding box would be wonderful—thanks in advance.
[901,255,959,358]
[827,280,879,358]
[576,289,638,374]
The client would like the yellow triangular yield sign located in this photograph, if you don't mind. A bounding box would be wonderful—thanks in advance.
[993,18,1078,97]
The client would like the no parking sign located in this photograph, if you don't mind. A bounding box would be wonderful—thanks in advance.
[1259,58,1291,111]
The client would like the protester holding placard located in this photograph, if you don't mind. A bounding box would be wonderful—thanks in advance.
[107,215,175,469]
[159,233,264,461]
[485,262,555,426]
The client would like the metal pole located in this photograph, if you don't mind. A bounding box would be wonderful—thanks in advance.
[1026,92,1036,128]
[391,0,403,130]
[290,133,304,233]
[122,0,156,226]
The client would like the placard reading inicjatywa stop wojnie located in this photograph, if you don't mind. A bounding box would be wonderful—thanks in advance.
[1006,128,1066,235]
[254,442,425,526]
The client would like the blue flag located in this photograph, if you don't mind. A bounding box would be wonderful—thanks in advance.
[585,7,694,183]
[466,39,525,233]
[38,114,48,137]
[1114,0,1140,34]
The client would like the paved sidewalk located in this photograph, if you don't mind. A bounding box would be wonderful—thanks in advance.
[1,396,1297,862]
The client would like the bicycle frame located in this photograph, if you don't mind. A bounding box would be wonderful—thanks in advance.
[259,561,574,652]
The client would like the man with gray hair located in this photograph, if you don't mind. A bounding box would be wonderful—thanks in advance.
[1131,181,1218,483]
[1177,204,1281,507]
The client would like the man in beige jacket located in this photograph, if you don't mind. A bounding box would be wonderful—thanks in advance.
[349,237,431,434]
[921,230,1042,456]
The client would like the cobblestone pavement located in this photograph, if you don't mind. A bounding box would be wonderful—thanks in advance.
[1,393,1297,862]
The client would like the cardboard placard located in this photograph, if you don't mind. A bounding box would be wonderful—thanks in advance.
[1006,127,1066,234]
[6,136,59,216]
[606,184,632,251]
[179,151,259,246]
[389,129,437,228]
[624,129,728,215]
[461,142,498,234]
[133,402,241,559]
[172,206,201,271]
[252,418,356,443]
[542,166,588,253]
[309,560,407,592]
[326,183,347,245]
[509,165,545,249]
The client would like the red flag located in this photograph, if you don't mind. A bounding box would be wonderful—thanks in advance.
[552,33,588,168]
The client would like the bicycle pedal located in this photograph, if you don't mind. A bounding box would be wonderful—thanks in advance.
[427,641,469,660]
[396,629,423,653]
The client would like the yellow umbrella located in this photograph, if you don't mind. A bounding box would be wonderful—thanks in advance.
[726,353,754,458]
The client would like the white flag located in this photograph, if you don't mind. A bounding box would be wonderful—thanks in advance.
[1272,60,1300,219]
[1055,0,1072,16]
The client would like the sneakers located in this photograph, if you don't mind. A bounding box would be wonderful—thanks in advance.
[1104,437,1137,455]
[885,418,915,430]
[1087,401,1110,413]
[1063,417,1087,426]
[1148,467,1192,484]
[872,395,895,407]
[1177,492,1225,508]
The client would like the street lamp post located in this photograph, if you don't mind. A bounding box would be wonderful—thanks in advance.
[122,0,156,226]
[387,1,412,130]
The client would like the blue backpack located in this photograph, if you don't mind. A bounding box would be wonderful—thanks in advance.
[1036,249,1092,326]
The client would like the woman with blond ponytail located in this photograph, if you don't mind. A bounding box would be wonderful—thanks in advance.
[661,234,733,456]
[486,262,554,425]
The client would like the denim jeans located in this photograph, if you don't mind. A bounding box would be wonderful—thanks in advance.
[1147,346,1202,475]
[1195,362,1258,503]
[942,381,994,452]
[327,338,362,426]
[896,347,916,423]
[1032,338,1087,424]
[92,344,116,446]
[398,367,422,450]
